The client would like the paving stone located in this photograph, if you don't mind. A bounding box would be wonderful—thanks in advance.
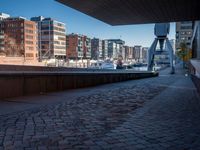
[0,65,199,149]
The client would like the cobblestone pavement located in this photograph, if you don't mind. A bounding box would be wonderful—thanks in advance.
[0,65,200,150]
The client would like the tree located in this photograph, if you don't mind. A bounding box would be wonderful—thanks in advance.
[176,42,192,68]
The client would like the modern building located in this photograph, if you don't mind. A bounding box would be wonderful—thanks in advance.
[133,45,142,61]
[0,17,38,60]
[176,21,193,50]
[91,38,102,60]
[108,42,120,60]
[124,46,130,61]
[0,13,10,21]
[31,16,66,60]
[66,33,84,60]
[102,40,108,60]
[141,47,148,62]
[108,39,125,58]
[123,46,134,61]
[83,36,91,59]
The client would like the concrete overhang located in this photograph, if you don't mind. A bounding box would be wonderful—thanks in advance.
[56,0,200,25]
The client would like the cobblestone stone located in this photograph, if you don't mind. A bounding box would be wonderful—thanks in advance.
[0,65,199,149]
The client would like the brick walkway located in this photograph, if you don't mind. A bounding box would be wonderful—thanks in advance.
[0,65,200,150]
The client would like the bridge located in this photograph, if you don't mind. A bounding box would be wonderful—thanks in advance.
[57,0,200,25]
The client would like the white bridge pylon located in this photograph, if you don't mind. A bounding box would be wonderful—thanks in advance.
[147,23,175,74]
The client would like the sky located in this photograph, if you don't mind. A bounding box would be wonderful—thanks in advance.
[0,0,175,47]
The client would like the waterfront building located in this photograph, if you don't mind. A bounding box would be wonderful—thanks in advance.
[66,33,91,60]
[124,46,130,61]
[83,36,91,59]
[133,45,142,62]
[108,41,120,60]
[31,16,66,60]
[102,40,108,60]
[0,17,38,60]
[66,33,84,60]
[91,38,103,60]
[108,39,125,58]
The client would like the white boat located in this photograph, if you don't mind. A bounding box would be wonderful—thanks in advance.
[101,61,115,69]
[88,60,115,69]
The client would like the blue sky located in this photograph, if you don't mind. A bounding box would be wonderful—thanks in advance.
[1,0,175,47]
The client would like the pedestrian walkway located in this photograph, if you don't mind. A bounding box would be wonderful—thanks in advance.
[0,64,199,150]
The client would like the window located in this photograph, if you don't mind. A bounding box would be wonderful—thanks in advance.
[26,35,33,39]
[26,47,34,50]
[25,29,33,34]
[26,41,33,44]
[26,53,34,57]
[180,26,192,30]
[25,24,33,28]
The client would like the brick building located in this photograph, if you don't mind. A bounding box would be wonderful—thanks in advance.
[0,17,38,60]
[66,33,91,60]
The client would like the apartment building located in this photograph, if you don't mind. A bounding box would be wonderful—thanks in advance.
[108,39,125,58]
[66,33,91,59]
[141,47,148,62]
[133,45,142,61]
[91,38,102,60]
[176,21,193,50]
[0,17,38,60]
[108,42,120,60]
[102,40,108,60]
[31,16,66,60]
[124,46,136,60]
[83,36,91,59]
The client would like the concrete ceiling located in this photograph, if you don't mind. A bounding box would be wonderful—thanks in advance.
[56,0,200,25]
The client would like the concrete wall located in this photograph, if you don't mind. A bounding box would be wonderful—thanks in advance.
[191,21,200,59]
[0,71,158,99]
[191,75,200,95]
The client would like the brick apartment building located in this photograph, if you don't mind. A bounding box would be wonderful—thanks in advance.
[0,17,38,60]
[83,36,91,59]
[66,34,91,60]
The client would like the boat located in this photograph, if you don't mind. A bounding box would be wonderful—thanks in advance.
[88,60,115,69]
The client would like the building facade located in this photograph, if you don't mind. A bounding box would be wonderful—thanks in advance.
[108,39,125,58]
[31,16,66,60]
[176,21,193,50]
[83,36,91,59]
[66,33,91,60]
[91,38,102,60]
[133,45,142,61]
[102,40,108,60]
[108,42,120,60]
[0,17,38,60]
[66,34,84,59]
[141,47,148,62]
[124,46,130,61]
